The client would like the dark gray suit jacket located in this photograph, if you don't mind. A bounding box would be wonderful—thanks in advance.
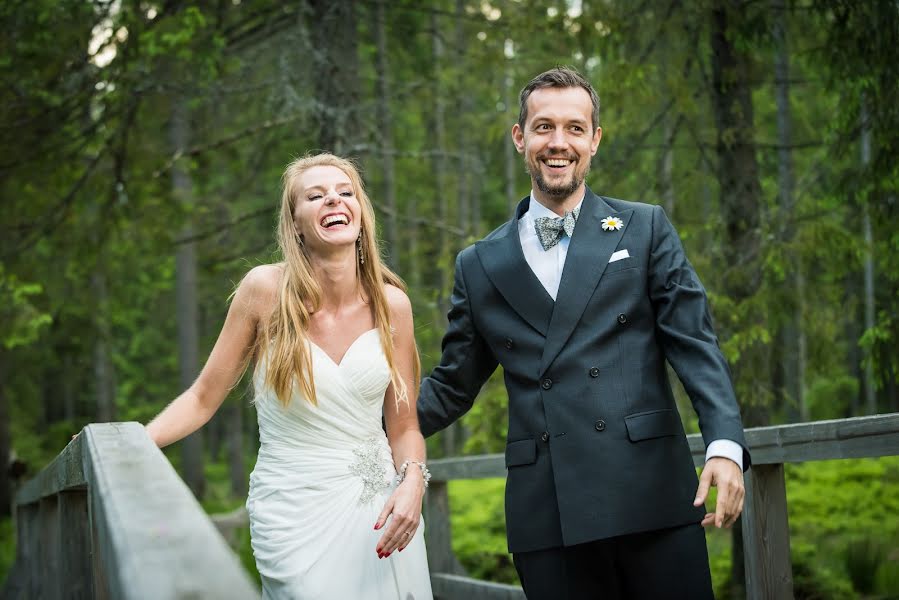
[418,189,750,554]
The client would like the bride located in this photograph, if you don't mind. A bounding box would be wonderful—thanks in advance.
[145,153,433,599]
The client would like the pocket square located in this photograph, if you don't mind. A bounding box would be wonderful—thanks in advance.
[609,249,630,263]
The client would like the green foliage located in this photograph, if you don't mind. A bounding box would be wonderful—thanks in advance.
[806,375,859,421]
[791,541,857,600]
[875,551,899,599]
[448,478,518,585]
[0,266,52,350]
[0,518,14,586]
[845,538,886,595]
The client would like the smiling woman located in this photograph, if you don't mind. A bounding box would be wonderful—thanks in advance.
[143,153,434,599]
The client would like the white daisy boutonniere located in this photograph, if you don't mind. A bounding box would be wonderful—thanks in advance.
[601,216,624,231]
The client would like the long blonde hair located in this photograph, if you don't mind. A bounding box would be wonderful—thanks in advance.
[258,153,419,410]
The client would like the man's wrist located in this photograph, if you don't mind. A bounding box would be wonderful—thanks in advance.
[705,439,743,471]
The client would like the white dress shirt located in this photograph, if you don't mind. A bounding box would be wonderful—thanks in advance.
[517,193,743,470]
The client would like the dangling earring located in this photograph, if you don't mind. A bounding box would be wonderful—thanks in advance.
[357,231,365,265]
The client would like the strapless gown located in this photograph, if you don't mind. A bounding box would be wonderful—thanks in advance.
[247,329,433,599]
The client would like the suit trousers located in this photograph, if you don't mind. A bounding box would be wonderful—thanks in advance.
[512,523,715,600]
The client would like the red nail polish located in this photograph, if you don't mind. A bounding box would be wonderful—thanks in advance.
[385,552,391,557]
[398,548,403,552]
[374,523,381,530]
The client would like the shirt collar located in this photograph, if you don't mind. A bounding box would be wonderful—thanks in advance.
[526,191,585,221]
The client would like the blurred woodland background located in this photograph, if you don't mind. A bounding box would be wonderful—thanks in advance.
[1,0,898,597]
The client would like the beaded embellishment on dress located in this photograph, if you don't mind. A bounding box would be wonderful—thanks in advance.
[349,437,390,504]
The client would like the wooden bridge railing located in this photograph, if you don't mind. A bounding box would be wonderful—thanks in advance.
[2,422,259,600]
[6,415,897,599]
[423,413,899,600]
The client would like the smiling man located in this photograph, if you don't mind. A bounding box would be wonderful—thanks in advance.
[417,67,751,599]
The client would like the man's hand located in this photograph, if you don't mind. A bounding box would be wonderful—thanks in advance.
[693,457,745,528]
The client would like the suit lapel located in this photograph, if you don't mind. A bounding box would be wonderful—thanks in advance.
[476,198,554,337]
[540,190,633,375]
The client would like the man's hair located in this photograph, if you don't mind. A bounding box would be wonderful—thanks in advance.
[517,66,600,131]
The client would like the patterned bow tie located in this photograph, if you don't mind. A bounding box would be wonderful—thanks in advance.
[534,207,580,251]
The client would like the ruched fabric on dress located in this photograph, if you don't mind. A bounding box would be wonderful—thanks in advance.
[247,329,433,599]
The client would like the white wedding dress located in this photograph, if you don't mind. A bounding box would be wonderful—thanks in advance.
[247,329,433,599]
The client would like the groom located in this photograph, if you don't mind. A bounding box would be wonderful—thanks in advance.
[417,67,750,599]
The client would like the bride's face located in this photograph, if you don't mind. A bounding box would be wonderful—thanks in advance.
[293,165,363,255]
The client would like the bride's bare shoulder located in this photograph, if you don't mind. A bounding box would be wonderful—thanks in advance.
[234,263,283,315]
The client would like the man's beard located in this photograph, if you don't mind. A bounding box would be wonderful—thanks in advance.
[527,157,588,199]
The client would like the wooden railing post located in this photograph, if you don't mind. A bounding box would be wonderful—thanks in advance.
[59,489,92,598]
[38,495,61,599]
[423,480,465,578]
[4,423,258,599]
[743,463,794,599]
[15,503,38,598]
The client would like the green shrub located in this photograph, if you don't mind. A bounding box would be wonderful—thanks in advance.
[0,518,15,587]
[874,540,899,599]
[448,478,518,585]
[845,537,886,594]
[792,541,857,599]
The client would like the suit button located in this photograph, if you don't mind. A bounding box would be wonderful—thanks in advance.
[541,432,549,443]
[589,367,600,378]
[617,313,628,324]
[594,419,606,432]
[505,338,513,350]
[541,379,553,390]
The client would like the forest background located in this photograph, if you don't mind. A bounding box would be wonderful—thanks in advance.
[1,0,898,598]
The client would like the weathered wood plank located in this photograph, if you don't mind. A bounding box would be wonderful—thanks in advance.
[431,573,525,600]
[430,454,506,481]
[743,464,794,600]
[59,490,93,599]
[423,481,466,576]
[14,434,86,505]
[431,414,899,477]
[80,422,259,599]
[15,503,38,599]
[38,496,61,599]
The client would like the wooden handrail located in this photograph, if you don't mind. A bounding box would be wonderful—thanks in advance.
[3,422,259,600]
[8,415,897,599]
[423,413,899,600]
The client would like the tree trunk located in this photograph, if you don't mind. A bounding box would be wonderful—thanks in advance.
[710,2,764,595]
[710,1,763,306]
[660,117,676,218]
[374,0,397,266]
[226,397,247,498]
[0,350,11,517]
[431,9,450,320]
[860,97,877,415]
[454,0,470,236]
[63,354,76,422]
[504,61,518,216]
[311,0,360,153]
[471,155,483,238]
[432,7,459,457]
[92,267,116,423]
[171,92,205,500]
[772,0,807,421]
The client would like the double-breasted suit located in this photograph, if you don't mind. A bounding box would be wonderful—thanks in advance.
[418,188,750,554]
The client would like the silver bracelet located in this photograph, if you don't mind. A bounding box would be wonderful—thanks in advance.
[396,459,431,489]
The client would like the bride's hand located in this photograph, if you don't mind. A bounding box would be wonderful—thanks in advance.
[373,469,424,558]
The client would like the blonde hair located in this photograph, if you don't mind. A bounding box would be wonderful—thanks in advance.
[258,153,419,410]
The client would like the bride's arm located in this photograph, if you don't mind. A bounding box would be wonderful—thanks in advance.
[146,265,277,448]
[377,285,427,557]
